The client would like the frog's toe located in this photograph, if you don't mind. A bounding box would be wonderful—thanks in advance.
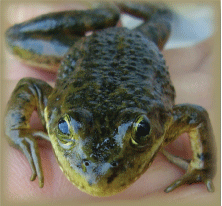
[164,168,215,193]
[20,139,37,180]
[19,136,44,188]
[204,179,214,192]
[162,149,190,170]
[30,173,37,181]
[164,174,189,193]
[26,137,44,188]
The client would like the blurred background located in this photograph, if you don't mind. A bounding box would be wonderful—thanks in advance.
[121,3,215,49]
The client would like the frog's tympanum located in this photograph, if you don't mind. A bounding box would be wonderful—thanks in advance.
[5,2,216,196]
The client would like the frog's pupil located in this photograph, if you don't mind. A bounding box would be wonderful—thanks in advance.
[58,119,69,134]
[137,120,150,137]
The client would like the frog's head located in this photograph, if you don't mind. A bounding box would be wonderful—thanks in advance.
[46,107,171,196]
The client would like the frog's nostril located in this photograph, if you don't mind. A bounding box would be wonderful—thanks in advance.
[83,160,90,167]
[111,161,118,167]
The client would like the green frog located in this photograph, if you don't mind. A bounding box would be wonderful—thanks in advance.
[5,2,216,196]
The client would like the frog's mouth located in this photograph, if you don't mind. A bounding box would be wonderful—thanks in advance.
[58,159,137,196]
[54,138,162,197]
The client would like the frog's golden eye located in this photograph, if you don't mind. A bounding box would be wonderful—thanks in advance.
[58,118,70,135]
[131,115,151,146]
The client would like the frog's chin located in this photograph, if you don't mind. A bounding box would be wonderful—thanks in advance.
[69,177,132,197]
[58,162,136,197]
[77,186,126,197]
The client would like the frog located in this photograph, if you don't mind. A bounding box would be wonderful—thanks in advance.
[4,2,216,197]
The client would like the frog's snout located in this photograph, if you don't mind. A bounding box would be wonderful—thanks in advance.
[81,159,118,176]
[78,159,119,185]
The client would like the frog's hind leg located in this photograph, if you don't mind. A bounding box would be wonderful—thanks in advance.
[117,2,172,50]
[5,3,120,71]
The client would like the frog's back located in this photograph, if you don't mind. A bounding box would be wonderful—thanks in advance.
[55,28,175,115]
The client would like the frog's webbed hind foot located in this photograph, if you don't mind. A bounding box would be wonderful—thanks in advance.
[117,2,173,50]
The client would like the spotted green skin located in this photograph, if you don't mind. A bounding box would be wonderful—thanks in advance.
[5,3,216,196]
[45,28,175,195]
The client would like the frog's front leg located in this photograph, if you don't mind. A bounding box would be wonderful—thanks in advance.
[5,78,53,187]
[163,104,216,192]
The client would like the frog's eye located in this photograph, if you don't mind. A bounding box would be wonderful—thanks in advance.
[58,118,70,135]
[131,115,151,146]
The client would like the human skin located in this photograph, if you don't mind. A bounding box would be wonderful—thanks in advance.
[2,3,220,205]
